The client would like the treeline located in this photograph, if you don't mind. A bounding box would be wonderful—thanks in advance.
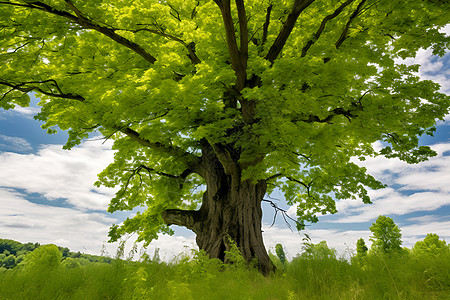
[0,238,112,269]
[270,215,450,268]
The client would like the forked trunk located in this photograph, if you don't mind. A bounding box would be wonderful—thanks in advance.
[162,148,275,275]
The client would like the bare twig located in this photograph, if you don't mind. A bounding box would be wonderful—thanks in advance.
[262,199,307,231]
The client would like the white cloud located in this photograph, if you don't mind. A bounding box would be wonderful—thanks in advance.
[402,219,450,241]
[396,32,450,124]
[0,187,199,260]
[334,190,449,223]
[0,134,33,152]
[0,105,41,120]
[0,188,117,254]
[399,47,450,95]
[0,139,116,210]
[401,217,450,249]
[148,233,197,262]
[332,142,450,222]
[11,106,41,118]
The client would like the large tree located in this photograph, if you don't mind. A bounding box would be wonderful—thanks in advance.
[1,0,449,273]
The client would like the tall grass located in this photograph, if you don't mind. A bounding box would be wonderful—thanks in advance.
[0,247,449,299]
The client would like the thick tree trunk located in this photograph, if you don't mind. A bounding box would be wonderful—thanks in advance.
[196,178,273,274]
[162,146,275,275]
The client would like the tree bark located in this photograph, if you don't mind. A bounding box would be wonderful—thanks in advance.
[162,145,275,275]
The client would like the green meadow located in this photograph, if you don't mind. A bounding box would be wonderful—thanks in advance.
[1,234,449,300]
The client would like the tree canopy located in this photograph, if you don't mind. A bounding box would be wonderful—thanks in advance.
[413,233,449,257]
[1,0,449,272]
[369,215,402,254]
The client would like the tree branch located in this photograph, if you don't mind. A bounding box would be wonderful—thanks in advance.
[214,0,247,90]
[0,79,85,101]
[235,0,248,68]
[265,0,316,63]
[261,4,273,47]
[262,199,306,231]
[265,173,283,182]
[301,0,354,57]
[162,209,200,233]
[133,25,201,65]
[286,176,310,189]
[211,143,240,177]
[120,127,202,174]
[139,164,193,181]
[335,0,367,49]
[1,1,157,64]
[166,2,182,21]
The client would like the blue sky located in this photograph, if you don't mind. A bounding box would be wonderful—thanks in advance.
[0,48,449,261]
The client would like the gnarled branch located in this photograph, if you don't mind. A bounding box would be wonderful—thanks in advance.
[162,209,200,233]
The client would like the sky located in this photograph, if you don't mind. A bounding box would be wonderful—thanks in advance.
[1,48,449,262]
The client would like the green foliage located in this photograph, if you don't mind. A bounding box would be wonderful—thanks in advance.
[369,215,403,255]
[300,238,338,260]
[413,233,450,257]
[356,238,368,257]
[275,243,287,264]
[0,236,449,299]
[0,238,113,271]
[352,237,369,267]
[1,0,449,244]
[20,244,62,271]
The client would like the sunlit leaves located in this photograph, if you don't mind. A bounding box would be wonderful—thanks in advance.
[1,0,449,242]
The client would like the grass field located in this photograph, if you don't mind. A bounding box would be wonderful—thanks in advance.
[0,242,449,300]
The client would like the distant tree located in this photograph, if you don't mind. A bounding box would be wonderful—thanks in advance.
[0,239,23,255]
[15,254,25,266]
[2,255,16,269]
[61,257,81,268]
[21,244,62,270]
[22,242,39,252]
[1,0,449,273]
[58,247,70,257]
[356,238,368,257]
[0,253,6,268]
[413,233,449,257]
[369,215,402,254]
[300,240,337,260]
[275,244,287,264]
